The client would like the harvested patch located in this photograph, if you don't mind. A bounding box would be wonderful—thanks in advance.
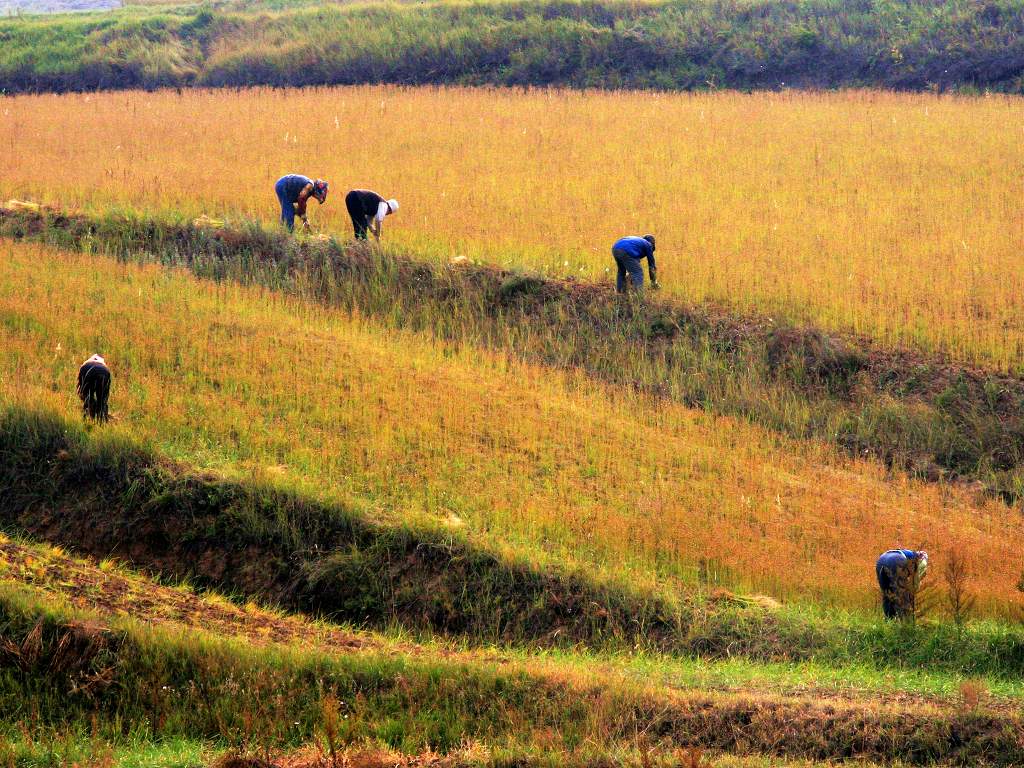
[1,199,42,213]
[0,537,372,656]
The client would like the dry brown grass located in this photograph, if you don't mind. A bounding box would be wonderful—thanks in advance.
[2,87,1023,368]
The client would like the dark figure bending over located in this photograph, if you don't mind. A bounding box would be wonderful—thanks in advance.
[345,189,399,241]
[275,174,329,231]
[77,354,111,422]
[876,549,928,619]
[612,235,658,293]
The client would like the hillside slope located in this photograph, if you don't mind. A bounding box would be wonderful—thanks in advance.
[3,234,1024,619]
[0,0,1022,94]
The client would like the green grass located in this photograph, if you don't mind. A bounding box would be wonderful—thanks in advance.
[1,0,1023,94]
[3,546,1024,767]
[1,734,207,768]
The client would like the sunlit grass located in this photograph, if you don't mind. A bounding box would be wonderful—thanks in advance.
[2,86,1023,367]
[3,239,1023,615]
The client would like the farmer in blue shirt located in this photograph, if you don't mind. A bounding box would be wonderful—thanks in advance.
[611,235,658,293]
[876,549,928,619]
[274,174,329,231]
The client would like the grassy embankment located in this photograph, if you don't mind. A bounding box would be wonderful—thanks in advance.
[5,223,1024,648]
[1,0,1023,94]
[3,534,1024,767]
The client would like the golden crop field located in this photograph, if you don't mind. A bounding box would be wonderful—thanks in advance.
[3,239,1022,614]
[2,87,1024,367]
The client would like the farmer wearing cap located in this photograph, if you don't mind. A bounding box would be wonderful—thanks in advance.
[611,234,658,293]
[876,549,928,619]
[275,174,329,231]
[345,189,399,241]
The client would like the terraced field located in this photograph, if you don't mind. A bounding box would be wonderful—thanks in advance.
[4,235,1024,612]
[3,215,1024,764]
[3,81,1024,765]
[3,87,1024,366]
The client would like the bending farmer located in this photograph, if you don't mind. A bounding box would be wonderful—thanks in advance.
[275,175,329,231]
[77,354,111,422]
[345,189,399,241]
[612,235,658,293]
[876,549,928,619]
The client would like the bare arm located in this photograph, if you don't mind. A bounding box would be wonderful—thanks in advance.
[372,201,386,241]
[295,184,314,225]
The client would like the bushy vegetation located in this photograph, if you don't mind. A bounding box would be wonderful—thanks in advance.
[1,0,1023,94]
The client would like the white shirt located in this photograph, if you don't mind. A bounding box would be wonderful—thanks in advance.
[375,200,390,223]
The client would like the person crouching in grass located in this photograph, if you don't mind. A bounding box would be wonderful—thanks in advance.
[345,189,399,241]
[77,354,111,422]
[275,175,329,231]
[612,235,658,293]
[876,549,928,619]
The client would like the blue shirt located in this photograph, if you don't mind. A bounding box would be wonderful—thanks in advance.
[876,549,923,572]
[613,236,654,261]
[276,174,313,203]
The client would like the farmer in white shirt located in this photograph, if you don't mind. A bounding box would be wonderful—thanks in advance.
[344,189,399,241]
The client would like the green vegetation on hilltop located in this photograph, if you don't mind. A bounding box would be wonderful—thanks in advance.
[1,0,1023,94]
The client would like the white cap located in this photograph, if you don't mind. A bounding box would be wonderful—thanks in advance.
[387,198,399,213]
[87,354,105,365]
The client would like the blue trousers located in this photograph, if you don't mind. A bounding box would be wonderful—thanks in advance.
[613,249,644,292]
[275,177,296,230]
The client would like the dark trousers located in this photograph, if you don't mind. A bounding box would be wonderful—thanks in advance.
[78,363,111,421]
[275,178,296,230]
[876,553,914,619]
[613,249,644,293]
[345,191,370,240]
